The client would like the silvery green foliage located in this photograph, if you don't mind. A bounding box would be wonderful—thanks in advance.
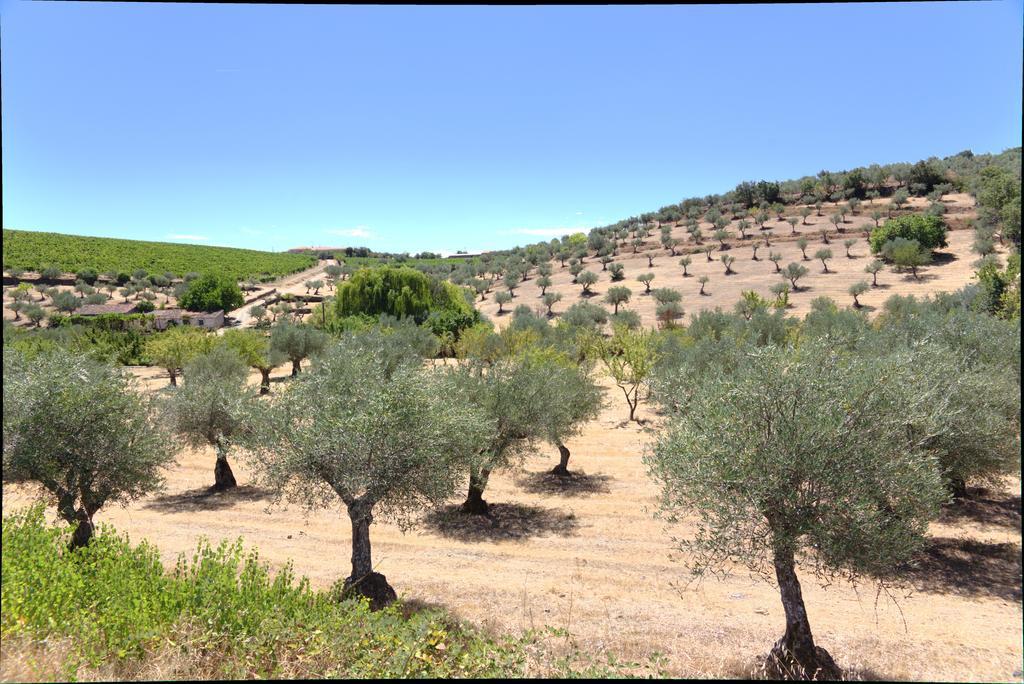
[3,349,174,523]
[162,345,254,452]
[448,348,601,473]
[645,342,948,585]
[244,337,492,527]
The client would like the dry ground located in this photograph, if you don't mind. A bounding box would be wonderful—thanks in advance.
[476,196,990,328]
[3,365,1021,681]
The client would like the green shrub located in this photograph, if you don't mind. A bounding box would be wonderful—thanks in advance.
[869,214,947,253]
[178,273,244,313]
[1,507,653,679]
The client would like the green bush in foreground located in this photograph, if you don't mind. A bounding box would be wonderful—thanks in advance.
[1,506,660,680]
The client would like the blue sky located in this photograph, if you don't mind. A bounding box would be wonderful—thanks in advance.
[2,2,1021,255]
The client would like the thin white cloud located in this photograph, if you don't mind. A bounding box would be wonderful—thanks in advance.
[575,211,584,215]
[166,234,209,241]
[324,226,376,239]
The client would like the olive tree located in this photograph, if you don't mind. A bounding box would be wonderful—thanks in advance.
[848,281,869,308]
[243,336,491,607]
[542,291,562,316]
[645,343,949,679]
[679,256,692,277]
[865,259,884,286]
[698,275,710,295]
[3,350,173,548]
[593,324,658,423]
[577,269,598,294]
[814,248,833,273]
[495,290,512,313]
[144,324,215,387]
[223,328,286,394]
[163,346,255,491]
[796,237,809,260]
[603,286,632,314]
[270,320,328,376]
[781,263,809,290]
[449,346,588,515]
[637,272,655,293]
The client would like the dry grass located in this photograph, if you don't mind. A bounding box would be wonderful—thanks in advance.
[3,365,1021,681]
[476,196,989,329]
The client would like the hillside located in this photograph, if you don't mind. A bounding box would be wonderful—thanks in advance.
[2,230,316,282]
[476,194,990,328]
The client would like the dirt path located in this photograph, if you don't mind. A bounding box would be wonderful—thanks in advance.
[3,368,1020,681]
[224,259,336,329]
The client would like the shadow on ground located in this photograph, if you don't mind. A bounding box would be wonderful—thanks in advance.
[143,485,273,513]
[901,536,1022,603]
[421,502,579,542]
[939,487,1022,531]
[514,469,613,496]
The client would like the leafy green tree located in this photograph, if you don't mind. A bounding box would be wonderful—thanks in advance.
[814,249,833,273]
[494,290,512,313]
[223,328,286,394]
[713,229,730,249]
[869,214,948,254]
[769,282,790,309]
[768,251,783,272]
[560,301,609,330]
[603,286,632,314]
[865,259,885,287]
[975,165,1021,247]
[3,349,173,548]
[720,254,736,275]
[882,238,931,279]
[609,262,625,281]
[843,239,857,258]
[734,290,769,320]
[645,343,948,679]
[163,346,255,491]
[243,336,491,607]
[593,325,658,422]
[799,206,812,224]
[24,304,46,327]
[848,281,869,308]
[451,346,590,514]
[536,275,552,295]
[679,256,692,276]
[179,273,244,313]
[52,290,80,314]
[144,325,214,387]
[577,270,598,294]
[703,244,715,262]
[796,237,809,260]
[542,291,562,316]
[637,272,655,293]
[270,321,328,376]
[697,275,710,295]
[781,263,809,290]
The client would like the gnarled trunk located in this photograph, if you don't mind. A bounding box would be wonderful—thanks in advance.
[461,467,492,516]
[70,508,96,549]
[550,442,571,475]
[259,368,272,395]
[767,546,840,680]
[291,358,301,376]
[168,369,178,387]
[341,499,396,610]
[212,442,237,491]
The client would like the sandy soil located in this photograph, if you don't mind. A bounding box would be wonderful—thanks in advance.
[476,197,990,329]
[3,363,1021,681]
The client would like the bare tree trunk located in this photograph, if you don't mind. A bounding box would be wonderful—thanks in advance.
[550,442,571,475]
[461,467,492,516]
[168,369,177,387]
[212,442,237,491]
[342,499,396,610]
[259,368,272,395]
[70,508,96,549]
[291,358,301,376]
[767,546,840,680]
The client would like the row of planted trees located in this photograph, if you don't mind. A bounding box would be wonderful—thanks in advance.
[3,280,1020,680]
